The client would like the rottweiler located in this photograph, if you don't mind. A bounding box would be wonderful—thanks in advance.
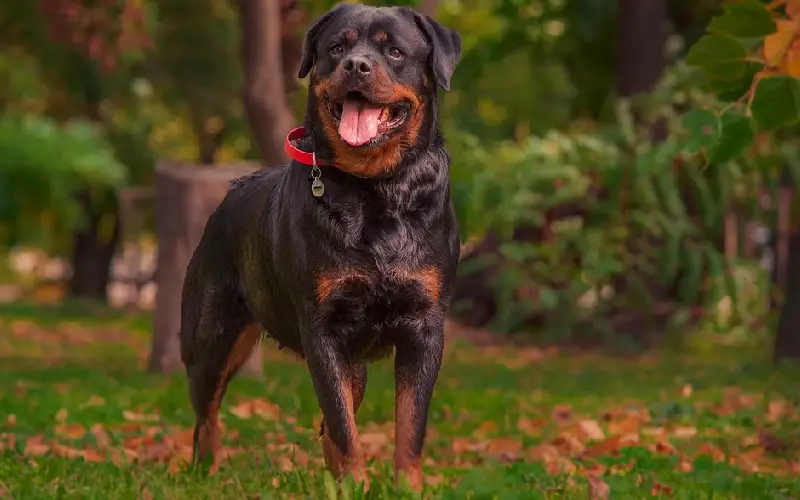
[179,3,461,491]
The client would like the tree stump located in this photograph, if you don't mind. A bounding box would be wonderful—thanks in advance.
[148,160,264,376]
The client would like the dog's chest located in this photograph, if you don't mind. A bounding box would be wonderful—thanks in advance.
[318,218,444,359]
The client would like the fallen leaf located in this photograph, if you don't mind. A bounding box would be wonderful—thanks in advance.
[545,457,576,475]
[516,417,547,436]
[82,395,106,408]
[584,434,639,458]
[767,399,790,422]
[651,481,674,496]
[578,420,605,441]
[55,423,86,440]
[671,426,697,439]
[588,475,610,499]
[697,442,726,462]
[552,433,586,456]
[24,435,51,456]
[485,437,523,461]
[652,439,676,455]
[123,410,159,422]
[552,405,572,425]
[528,443,561,462]
[475,421,497,437]
[55,408,68,423]
[451,437,474,454]
[608,416,640,436]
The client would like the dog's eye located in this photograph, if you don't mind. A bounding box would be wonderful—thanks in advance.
[329,44,344,56]
[387,47,404,59]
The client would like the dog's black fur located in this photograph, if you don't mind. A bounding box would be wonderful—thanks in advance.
[179,4,461,489]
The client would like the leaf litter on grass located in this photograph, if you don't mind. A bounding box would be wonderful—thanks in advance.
[2,314,800,497]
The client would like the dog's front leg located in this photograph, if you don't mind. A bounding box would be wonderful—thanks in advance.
[393,319,445,492]
[305,336,369,488]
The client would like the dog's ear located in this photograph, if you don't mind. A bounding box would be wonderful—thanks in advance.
[410,13,462,91]
[298,4,353,79]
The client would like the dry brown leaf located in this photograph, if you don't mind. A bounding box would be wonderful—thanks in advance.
[697,442,726,462]
[485,437,523,461]
[578,420,605,441]
[653,439,677,455]
[516,417,547,436]
[651,482,674,496]
[552,404,573,425]
[588,475,610,500]
[475,421,497,437]
[451,437,474,454]
[24,435,51,457]
[545,457,577,475]
[55,423,86,440]
[528,443,561,462]
[677,458,694,472]
[81,448,106,463]
[608,416,640,436]
[552,433,586,457]
[584,434,639,458]
[671,426,697,439]
[82,395,106,408]
[767,399,790,422]
[360,431,390,448]
[55,408,68,423]
[123,410,159,422]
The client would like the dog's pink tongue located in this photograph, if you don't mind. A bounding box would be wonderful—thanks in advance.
[338,99,383,146]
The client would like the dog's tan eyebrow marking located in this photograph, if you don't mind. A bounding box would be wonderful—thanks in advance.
[343,29,358,41]
[374,31,388,42]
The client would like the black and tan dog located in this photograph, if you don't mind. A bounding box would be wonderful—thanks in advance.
[179,3,461,491]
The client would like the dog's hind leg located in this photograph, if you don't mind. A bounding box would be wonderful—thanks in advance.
[181,292,259,474]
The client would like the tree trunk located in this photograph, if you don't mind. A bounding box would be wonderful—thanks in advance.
[616,0,667,98]
[774,227,800,362]
[280,0,305,97]
[774,171,800,362]
[149,161,263,375]
[238,0,296,167]
[68,190,120,302]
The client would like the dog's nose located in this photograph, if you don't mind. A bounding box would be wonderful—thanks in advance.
[343,55,371,75]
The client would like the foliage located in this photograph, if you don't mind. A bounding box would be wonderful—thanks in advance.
[685,0,800,159]
[0,115,127,250]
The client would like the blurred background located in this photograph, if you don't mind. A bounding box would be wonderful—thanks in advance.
[2,0,797,365]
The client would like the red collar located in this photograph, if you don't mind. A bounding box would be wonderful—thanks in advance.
[284,127,335,167]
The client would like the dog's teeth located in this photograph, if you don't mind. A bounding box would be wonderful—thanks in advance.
[380,107,390,121]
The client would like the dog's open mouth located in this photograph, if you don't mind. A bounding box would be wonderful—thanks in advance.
[328,91,411,147]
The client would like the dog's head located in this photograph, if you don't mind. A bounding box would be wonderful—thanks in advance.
[298,4,461,177]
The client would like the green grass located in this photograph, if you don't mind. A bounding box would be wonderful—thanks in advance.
[1,303,799,499]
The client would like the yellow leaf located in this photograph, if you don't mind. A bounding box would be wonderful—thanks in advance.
[788,0,800,19]
[782,39,800,77]
[764,20,797,66]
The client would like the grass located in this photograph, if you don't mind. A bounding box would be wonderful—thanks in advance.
[1,302,799,499]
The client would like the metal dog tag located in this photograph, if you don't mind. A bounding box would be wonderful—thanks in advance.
[311,177,325,197]
[310,151,324,197]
